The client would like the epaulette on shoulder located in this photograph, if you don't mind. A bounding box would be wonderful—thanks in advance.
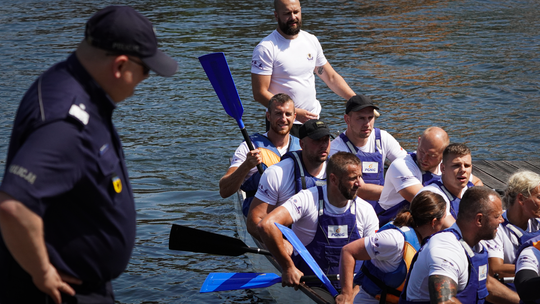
[68,103,89,126]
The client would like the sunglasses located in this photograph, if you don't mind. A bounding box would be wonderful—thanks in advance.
[107,53,150,76]
[127,57,150,76]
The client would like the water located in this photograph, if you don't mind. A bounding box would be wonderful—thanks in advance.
[0,0,539,303]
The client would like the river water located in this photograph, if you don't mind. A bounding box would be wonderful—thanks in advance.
[0,0,539,303]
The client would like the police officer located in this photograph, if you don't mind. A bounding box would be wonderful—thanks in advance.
[0,6,177,304]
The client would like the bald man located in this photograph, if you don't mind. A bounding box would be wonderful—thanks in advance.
[251,0,358,137]
[375,127,450,226]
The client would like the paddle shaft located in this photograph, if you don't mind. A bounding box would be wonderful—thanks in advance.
[240,127,264,174]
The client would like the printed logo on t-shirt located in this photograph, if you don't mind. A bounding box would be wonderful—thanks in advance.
[251,60,263,68]
[328,225,348,238]
[293,199,301,214]
[362,162,379,174]
[399,175,417,182]
[478,264,487,281]
[307,53,313,60]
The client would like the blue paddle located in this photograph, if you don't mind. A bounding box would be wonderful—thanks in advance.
[200,272,339,293]
[275,223,339,297]
[198,52,263,174]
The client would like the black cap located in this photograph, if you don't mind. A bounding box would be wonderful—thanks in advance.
[299,119,331,140]
[345,95,379,114]
[85,6,178,77]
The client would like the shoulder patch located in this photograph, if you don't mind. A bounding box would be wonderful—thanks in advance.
[68,104,89,125]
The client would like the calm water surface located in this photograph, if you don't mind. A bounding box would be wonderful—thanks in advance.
[0,0,539,303]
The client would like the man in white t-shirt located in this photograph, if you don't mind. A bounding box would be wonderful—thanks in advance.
[376,127,449,227]
[330,95,406,204]
[484,170,540,282]
[251,0,357,137]
[247,119,331,241]
[219,94,300,216]
[258,152,378,288]
[401,186,518,304]
[417,143,481,228]
[515,236,540,302]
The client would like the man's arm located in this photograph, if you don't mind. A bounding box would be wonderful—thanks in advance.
[428,275,462,304]
[488,257,515,278]
[246,197,276,242]
[356,183,383,201]
[398,184,424,203]
[0,192,79,304]
[336,238,371,304]
[485,275,519,304]
[219,149,262,198]
[515,269,540,302]
[315,62,355,100]
[251,73,274,108]
[257,206,303,287]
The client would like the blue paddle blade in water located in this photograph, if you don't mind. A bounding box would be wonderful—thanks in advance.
[200,272,282,293]
[198,52,245,129]
[275,223,339,297]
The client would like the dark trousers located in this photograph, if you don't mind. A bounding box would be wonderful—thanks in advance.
[0,258,114,304]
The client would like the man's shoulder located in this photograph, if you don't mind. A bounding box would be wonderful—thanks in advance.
[389,154,415,170]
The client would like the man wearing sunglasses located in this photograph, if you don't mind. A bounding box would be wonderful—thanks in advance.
[0,6,177,304]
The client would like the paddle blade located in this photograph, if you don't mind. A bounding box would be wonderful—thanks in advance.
[199,52,245,128]
[169,224,271,256]
[200,273,282,293]
[275,223,339,297]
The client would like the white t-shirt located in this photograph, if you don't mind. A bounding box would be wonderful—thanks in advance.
[404,224,487,302]
[229,133,289,182]
[483,211,540,263]
[416,183,471,218]
[251,30,327,124]
[255,158,326,206]
[329,130,407,165]
[378,153,441,210]
[354,228,408,304]
[281,185,379,245]
[516,246,540,274]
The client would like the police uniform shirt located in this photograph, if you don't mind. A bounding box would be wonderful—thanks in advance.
[0,53,136,283]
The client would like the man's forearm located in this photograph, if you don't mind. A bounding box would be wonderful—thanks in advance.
[356,184,383,201]
[0,193,49,280]
[486,275,519,304]
[219,165,252,198]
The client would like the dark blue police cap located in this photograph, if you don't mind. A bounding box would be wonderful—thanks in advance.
[85,6,178,77]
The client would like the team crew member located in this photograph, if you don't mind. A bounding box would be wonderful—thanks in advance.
[330,95,406,206]
[251,0,358,137]
[484,171,540,282]
[399,187,519,304]
[337,191,447,304]
[514,234,540,302]
[247,119,331,241]
[258,152,378,290]
[219,93,300,216]
[416,143,479,228]
[0,6,177,304]
[376,127,449,226]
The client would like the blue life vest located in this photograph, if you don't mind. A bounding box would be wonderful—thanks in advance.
[280,150,326,194]
[375,152,440,227]
[399,228,489,304]
[428,179,474,219]
[240,133,301,216]
[339,128,384,208]
[353,223,421,304]
[291,186,360,290]
[502,216,540,251]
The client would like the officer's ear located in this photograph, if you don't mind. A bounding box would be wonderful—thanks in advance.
[111,55,129,79]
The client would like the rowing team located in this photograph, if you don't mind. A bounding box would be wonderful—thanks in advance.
[219,93,540,304]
